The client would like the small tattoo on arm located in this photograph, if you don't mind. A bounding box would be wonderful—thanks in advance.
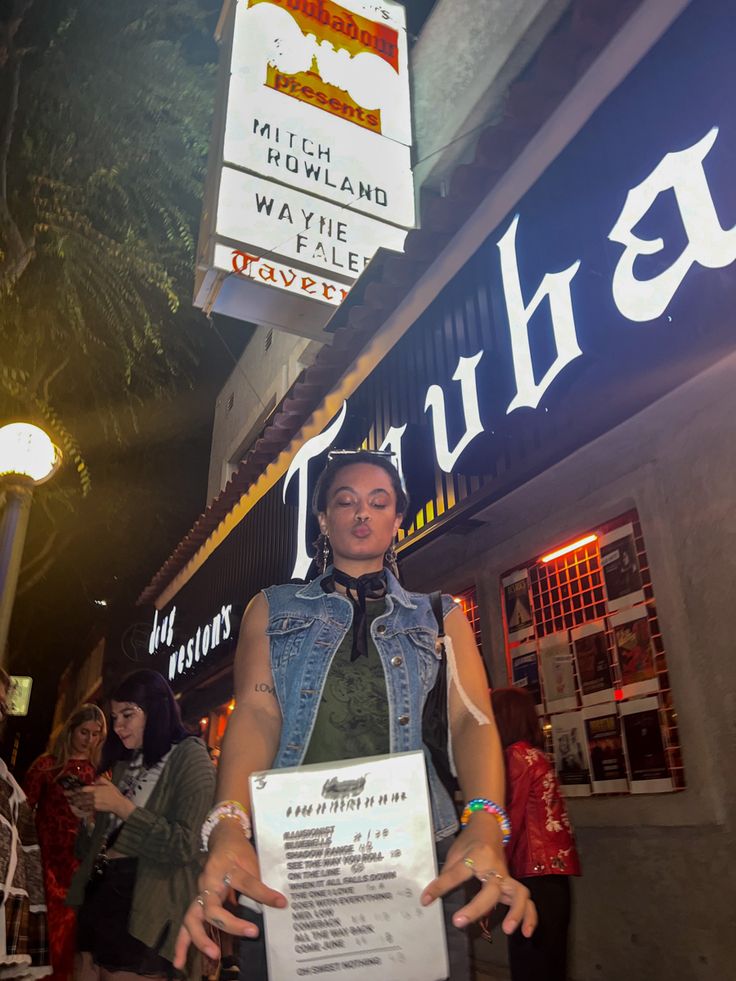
[254,682,275,695]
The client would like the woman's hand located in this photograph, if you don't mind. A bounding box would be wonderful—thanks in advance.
[173,821,287,968]
[420,813,537,937]
[80,778,135,821]
[66,791,93,822]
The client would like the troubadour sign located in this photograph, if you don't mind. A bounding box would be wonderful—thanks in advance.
[195,0,414,332]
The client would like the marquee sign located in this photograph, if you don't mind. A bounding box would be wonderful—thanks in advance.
[195,0,414,333]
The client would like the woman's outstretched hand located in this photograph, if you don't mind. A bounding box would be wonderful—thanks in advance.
[420,815,537,938]
[173,823,287,968]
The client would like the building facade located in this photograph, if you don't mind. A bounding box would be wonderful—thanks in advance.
[127,1,735,977]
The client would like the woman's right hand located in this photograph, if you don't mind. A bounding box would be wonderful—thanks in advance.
[173,822,287,967]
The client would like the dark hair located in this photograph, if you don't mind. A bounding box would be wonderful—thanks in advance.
[491,687,544,750]
[311,450,409,517]
[101,669,188,770]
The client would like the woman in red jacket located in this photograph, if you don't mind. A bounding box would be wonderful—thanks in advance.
[23,704,106,981]
[491,687,581,981]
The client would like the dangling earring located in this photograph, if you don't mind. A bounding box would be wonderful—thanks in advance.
[321,533,331,573]
[384,542,399,580]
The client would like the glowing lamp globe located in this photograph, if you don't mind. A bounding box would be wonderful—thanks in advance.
[0,423,60,484]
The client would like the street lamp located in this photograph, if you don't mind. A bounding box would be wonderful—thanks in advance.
[0,423,61,668]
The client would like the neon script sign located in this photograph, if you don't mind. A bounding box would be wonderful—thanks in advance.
[148,604,235,681]
[285,127,736,577]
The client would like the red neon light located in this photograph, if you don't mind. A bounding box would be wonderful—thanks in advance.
[541,534,598,563]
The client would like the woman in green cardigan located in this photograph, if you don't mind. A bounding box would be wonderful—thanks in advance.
[67,669,215,980]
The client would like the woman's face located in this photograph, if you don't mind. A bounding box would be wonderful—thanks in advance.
[110,701,146,751]
[319,463,402,572]
[70,719,103,758]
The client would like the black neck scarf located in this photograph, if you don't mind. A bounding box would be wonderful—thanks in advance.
[321,567,388,661]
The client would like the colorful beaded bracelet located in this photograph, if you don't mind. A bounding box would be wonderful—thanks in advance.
[201,800,252,851]
[459,798,512,845]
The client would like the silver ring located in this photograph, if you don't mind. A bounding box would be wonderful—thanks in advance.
[223,872,233,888]
[195,894,205,908]
[477,869,505,886]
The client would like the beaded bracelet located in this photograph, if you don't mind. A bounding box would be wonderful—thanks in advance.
[200,800,252,851]
[459,798,512,846]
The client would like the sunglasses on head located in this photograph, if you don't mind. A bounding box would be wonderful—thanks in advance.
[326,449,397,461]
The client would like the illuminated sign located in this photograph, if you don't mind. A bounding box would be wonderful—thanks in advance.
[196,0,414,331]
[284,122,736,577]
[148,603,235,681]
[6,676,32,717]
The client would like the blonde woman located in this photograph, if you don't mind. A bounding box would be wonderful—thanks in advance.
[23,704,106,981]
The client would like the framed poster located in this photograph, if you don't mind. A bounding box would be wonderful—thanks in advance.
[552,711,591,797]
[610,607,659,697]
[620,697,673,793]
[502,568,534,642]
[539,632,578,713]
[583,705,629,793]
[571,622,615,706]
[510,640,542,707]
[600,523,645,611]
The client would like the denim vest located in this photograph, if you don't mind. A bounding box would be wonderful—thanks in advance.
[263,569,459,840]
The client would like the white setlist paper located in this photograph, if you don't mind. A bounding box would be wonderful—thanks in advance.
[249,751,449,981]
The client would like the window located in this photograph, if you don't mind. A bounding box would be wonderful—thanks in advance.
[500,510,684,796]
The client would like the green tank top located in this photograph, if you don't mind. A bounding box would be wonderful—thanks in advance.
[302,599,390,764]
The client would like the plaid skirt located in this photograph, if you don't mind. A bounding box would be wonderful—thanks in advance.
[2,892,51,979]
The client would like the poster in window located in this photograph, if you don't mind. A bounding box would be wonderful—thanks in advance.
[552,711,591,797]
[610,606,659,698]
[510,640,542,707]
[599,523,645,611]
[620,697,672,793]
[502,568,534,642]
[572,622,615,706]
[583,705,629,793]
[539,631,578,713]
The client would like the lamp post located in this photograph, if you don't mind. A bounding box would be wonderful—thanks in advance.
[0,423,61,669]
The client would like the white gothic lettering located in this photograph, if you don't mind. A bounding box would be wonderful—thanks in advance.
[424,352,485,473]
[498,214,582,413]
[610,127,736,322]
[284,401,348,580]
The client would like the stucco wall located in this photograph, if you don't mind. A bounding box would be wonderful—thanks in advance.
[410,0,570,191]
[400,351,736,980]
[206,326,311,501]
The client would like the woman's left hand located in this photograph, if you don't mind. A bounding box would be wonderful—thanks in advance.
[420,818,537,937]
[80,778,135,820]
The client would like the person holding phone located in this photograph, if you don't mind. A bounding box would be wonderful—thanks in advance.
[67,669,215,981]
[23,703,106,981]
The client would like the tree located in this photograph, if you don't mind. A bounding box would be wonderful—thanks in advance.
[0,0,220,592]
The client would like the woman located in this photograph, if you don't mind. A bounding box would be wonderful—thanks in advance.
[491,687,581,981]
[174,450,537,980]
[23,704,105,981]
[67,669,215,981]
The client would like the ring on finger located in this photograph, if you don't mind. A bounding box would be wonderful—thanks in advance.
[195,894,205,908]
[223,871,233,888]
[476,869,505,886]
[463,857,475,871]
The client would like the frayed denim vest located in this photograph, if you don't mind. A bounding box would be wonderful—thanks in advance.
[263,569,459,840]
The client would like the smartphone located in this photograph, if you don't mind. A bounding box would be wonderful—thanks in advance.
[58,774,84,792]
